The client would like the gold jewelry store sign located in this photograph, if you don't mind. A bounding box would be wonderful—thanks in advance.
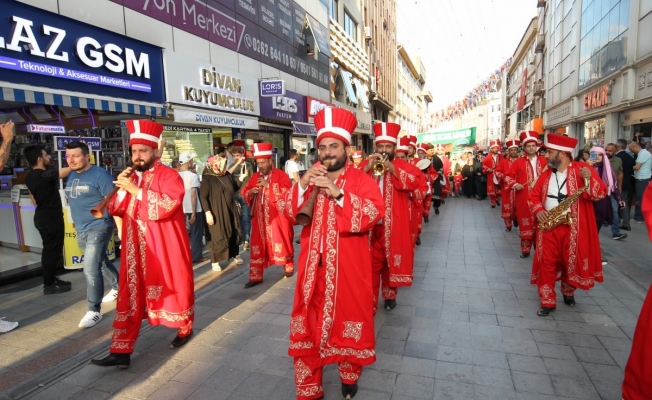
[163,50,260,116]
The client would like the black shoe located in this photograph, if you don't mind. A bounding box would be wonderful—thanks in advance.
[44,278,72,294]
[416,237,421,246]
[91,353,130,369]
[284,271,294,278]
[170,330,193,348]
[295,239,300,244]
[423,216,429,223]
[496,201,501,206]
[441,200,445,205]
[513,219,519,228]
[505,228,511,232]
[620,225,631,231]
[384,300,397,310]
[244,281,262,289]
[435,208,439,215]
[613,233,628,240]
[490,205,496,209]
[563,295,576,307]
[519,253,530,259]
[537,307,555,317]
[341,382,358,399]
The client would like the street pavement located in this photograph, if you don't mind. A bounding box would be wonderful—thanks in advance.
[1,196,651,400]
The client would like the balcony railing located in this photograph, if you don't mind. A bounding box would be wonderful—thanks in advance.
[533,81,545,96]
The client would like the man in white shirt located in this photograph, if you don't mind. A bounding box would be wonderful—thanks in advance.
[285,149,300,184]
[178,152,206,263]
[629,141,652,223]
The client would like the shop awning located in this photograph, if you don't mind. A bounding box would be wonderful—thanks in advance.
[352,78,370,110]
[0,82,167,117]
[338,70,358,106]
[293,122,317,135]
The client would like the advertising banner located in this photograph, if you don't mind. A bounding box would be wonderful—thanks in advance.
[417,128,476,147]
[63,206,115,269]
[0,0,165,102]
[259,90,306,122]
[53,136,102,152]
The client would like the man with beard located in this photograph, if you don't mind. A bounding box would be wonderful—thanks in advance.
[64,141,120,328]
[284,107,384,400]
[24,145,72,294]
[528,133,607,316]
[506,131,548,258]
[361,122,422,312]
[240,142,295,287]
[351,150,364,168]
[396,137,428,246]
[605,143,628,240]
[482,140,504,208]
[494,140,520,231]
[91,120,194,369]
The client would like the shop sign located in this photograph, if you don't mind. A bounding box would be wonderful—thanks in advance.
[306,96,333,123]
[0,0,164,102]
[259,90,306,122]
[164,50,260,116]
[260,80,285,97]
[583,84,610,111]
[293,122,317,136]
[174,106,259,129]
[162,125,212,133]
[27,124,65,133]
[53,136,102,152]
[638,69,652,90]
[417,127,476,146]
[112,0,330,89]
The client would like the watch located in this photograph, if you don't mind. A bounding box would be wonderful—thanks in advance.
[334,191,344,201]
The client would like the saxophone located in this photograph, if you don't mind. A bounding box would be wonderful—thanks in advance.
[537,177,590,232]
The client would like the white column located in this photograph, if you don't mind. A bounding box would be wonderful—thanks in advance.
[604,112,620,145]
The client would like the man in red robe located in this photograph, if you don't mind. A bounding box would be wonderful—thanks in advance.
[506,131,547,258]
[434,144,451,201]
[240,142,294,288]
[395,137,428,247]
[351,150,363,169]
[407,135,419,164]
[494,139,520,231]
[417,144,437,220]
[284,107,384,400]
[360,123,423,312]
[482,140,503,208]
[528,133,607,317]
[91,121,194,369]
[622,184,652,399]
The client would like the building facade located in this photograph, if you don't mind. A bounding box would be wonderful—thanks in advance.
[542,0,652,151]
[396,45,432,135]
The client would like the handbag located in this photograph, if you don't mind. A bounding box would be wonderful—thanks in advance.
[215,175,242,217]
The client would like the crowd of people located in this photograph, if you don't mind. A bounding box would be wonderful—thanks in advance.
[1,113,652,399]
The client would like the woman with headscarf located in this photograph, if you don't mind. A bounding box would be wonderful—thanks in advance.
[200,154,248,271]
[461,151,476,198]
[589,147,625,232]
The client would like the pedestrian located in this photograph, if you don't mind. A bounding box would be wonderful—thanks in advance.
[588,147,625,234]
[225,141,235,165]
[495,140,519,231]
[64,141,120,328]
[283,107,384,400]
[474,151,487,200]
[605,143,628,240]
[285,148,300,185]
[538,145,547,157]
[430,144,446,212]
[434,144,452,202]
[91,120,195,369]
[482,140,504,208]
[575,149,590,163]
[628,141,652,223]
[361,122,422,312]
[0,121,19,334]
[24,145,72,294]
[308,147,317,167]
[528,133,607,316]
[351,150,363,168]
[229,141,254,251]
[461,151,476,199]
[178,152,207,263]
[506,131,547,258]
[622,182,652,399]
[201,154,246,271]
[241,142,295,288]
[616,139,636,231]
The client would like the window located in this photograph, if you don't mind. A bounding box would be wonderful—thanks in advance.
[491,106,494,112]
[344,10,357,40]
[498,105,501,111]
[329,0,338,20]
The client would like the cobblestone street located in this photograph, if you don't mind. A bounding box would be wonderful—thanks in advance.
[1,196,650,400]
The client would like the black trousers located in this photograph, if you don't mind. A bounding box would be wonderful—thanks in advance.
[34,215,64,286]
[186,212,205,262]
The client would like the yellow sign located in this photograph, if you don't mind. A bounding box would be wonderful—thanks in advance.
[63,207,116,269]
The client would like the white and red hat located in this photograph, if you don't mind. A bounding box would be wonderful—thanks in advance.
[397,137,411,153]
[252,142,273,159]
[435,144,445,151]
[489,140,501,149]
[545,133,578,153]
[351,150,363,159]
[408,135,418,149]
[314,107,357,146]
[519,131,539,145]
[372,122,401,144]
[506,140,520,149]
[126,120,163,149]
[233,139,246,147]
[417,143,429,154]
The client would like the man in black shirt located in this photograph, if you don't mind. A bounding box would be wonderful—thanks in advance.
[616,139,636,230]
[24,145,72,294]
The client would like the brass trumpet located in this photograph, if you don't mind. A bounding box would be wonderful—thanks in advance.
[372,152,389,176]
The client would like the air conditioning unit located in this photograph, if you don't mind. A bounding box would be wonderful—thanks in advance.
[369,76,377,92]
[364,26,372,41]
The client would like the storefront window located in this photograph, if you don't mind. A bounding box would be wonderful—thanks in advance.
[584,117,606,149]
[291,137,315,170]
[160,127,229,176]
[245,131,287,169]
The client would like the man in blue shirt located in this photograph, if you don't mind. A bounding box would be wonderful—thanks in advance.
[629,141,652,223]
[65,142,119,329]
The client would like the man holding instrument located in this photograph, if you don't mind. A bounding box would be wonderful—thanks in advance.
[64,141,119,329]
[506,131,548,258]
[284,107,383,400]
[91,120,194,369]
[240,142,295,288]
[361,122,423,312]
[482,140,504,208]
[528,133,607,317]
[494,139,520,232]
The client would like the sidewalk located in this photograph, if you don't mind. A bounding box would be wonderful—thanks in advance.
[1,197,651,400]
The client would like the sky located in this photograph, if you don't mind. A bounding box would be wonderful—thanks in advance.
[396,0,538,112]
